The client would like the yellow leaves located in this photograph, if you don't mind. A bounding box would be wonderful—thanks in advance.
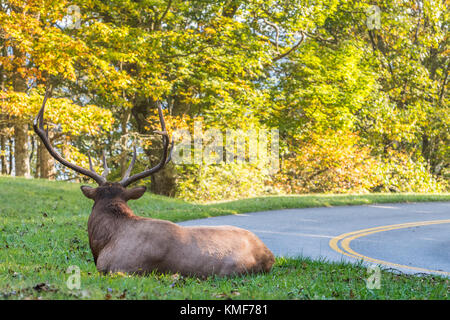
[0,89,114,137]
[204,27,216,35]
[0,91,32,117]
[274,130,381,194]
[146,109,188,137]
[1,3,90,84]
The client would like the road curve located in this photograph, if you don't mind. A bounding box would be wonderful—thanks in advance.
[178,202,450,277]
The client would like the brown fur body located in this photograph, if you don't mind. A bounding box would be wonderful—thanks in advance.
[83,183,275,277]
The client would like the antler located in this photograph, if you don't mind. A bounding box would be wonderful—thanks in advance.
[33,85,108,185]
[34,85,173,187]
[119,101,174,187]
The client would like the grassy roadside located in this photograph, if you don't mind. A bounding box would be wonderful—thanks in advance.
[0,176,449,300]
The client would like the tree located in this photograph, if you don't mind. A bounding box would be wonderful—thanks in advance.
[0,0,113,179]
[0,0,447,196]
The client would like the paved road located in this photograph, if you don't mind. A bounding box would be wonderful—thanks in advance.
[178,202,450,277]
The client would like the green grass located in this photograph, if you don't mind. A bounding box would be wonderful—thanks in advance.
[0,176,449,300]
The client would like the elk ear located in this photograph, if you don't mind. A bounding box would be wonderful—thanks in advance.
[125,186,147,200]
[80,186,96,199]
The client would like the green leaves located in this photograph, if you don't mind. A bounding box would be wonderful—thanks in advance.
[0,0,447,192]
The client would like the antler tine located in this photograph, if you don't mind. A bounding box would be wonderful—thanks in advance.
[35,85,51,131]
[119,145,137,183]
[88,154,95,172]
[102,150,110,179]
[120,101,172,187]
[165,138,174,165]
[88,151,109,179]
[157,101,166,131]
[33,84,107,185]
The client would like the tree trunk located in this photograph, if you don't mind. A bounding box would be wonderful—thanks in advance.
[38,133,56,179]
[14,122,31,177]
[0,134,7,175]
[422,134,430,165]
[8,138,13,175]
[119,109,132,177]
[34,139,40,178]
[12,45,30,178]
[29,135,35,176]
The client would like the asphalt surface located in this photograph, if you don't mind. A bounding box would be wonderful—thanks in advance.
[178,202,450,277]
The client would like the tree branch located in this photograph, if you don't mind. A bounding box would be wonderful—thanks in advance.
[157,0,172,25]
[439,60,448,104]
[272,32,305,62]
[263,18,280,53]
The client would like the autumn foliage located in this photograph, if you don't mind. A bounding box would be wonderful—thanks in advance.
[0,0,448,199]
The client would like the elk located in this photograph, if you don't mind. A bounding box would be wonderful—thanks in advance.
[34,86,275,277]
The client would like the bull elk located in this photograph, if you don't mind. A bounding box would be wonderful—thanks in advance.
[34,86,275,277]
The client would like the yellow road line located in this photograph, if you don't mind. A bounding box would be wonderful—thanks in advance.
[329,219,450,276]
